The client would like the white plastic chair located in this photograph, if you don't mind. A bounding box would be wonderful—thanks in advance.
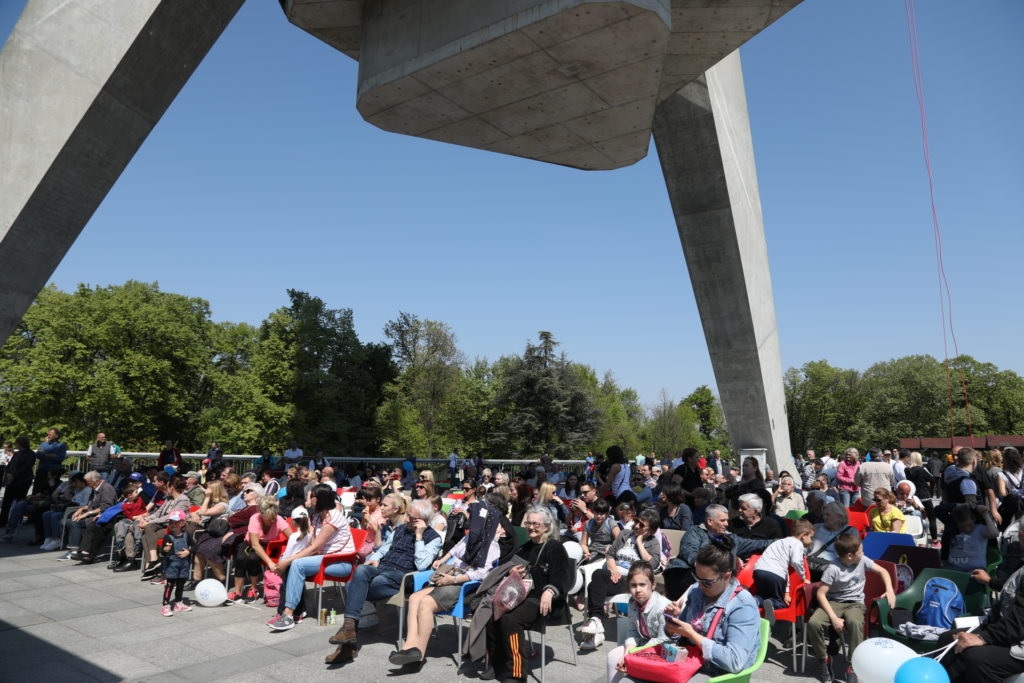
[901,514,927,546]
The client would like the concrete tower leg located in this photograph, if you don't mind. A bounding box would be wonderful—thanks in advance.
[0,0,243,342]
[652,50,796,477]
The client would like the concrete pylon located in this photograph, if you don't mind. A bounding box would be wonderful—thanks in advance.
[0,0,243,343]
[652,51,795,476]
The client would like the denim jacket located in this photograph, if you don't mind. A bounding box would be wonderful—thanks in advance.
[677,578,760,675]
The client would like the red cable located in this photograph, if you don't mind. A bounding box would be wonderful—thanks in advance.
[904,0,974,445]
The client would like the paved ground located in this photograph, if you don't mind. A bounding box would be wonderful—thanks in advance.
[0,527,826,683]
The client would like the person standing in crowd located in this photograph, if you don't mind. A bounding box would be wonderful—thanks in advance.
[86,432,115,478]
[836,448,861,508]
[855,448,893,506]
[1,436,36,529]
[34,428,67,497]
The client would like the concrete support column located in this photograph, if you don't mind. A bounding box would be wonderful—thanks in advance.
[652,50,795,476]
[0,0,243,342]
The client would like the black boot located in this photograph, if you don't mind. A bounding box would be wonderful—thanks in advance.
[107,550,125,570]
[113,558,138,572]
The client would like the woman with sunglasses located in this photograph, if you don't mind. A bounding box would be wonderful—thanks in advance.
[412,476,435,499]
[579,508,663,649]
[664,535,761,681]
[868,487,905,533]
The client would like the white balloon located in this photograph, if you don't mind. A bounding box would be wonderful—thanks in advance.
[851,637,918,683]
[195,578,228,607]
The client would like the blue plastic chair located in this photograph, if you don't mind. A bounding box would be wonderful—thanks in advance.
[861,532,916,560]
[403,569,480,669]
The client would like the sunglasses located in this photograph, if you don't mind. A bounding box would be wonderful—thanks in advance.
[691,571,725,588]
[415,484,426,489]
[873,498,883,503]
[243,489,255,494]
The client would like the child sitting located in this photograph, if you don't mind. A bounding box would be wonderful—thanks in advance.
[808,533,895,683]
[606,561,671,683]
[159,510,194,616]
[614,502,635,536]
[945,504,998,572]
[753,519,814,624]
[580,499,615,561]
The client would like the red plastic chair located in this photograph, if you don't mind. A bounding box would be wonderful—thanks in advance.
[849,498,869,513]
[740,554,809,673]
[312,527,368,615]
[737,554,761,591]
[865,559,897,635]
[847,511,870,539]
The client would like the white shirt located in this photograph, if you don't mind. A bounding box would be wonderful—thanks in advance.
[283,447,303,462]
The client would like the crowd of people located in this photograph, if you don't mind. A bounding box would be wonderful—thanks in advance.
[3,434,1024,682]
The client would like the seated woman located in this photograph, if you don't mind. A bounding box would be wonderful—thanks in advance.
[388,524,504,670]
[268,484,356,631]
[138,475,192,579]
[807,502,855,580]
[481,505,573,683]
[231,495,291,602]
[534,482,567,531]
[869,487,905,532]
[664,536,762,681]
[579,508,663,649]
[189,480,239,584]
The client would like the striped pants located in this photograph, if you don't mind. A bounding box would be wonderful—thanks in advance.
[486,596,542,683]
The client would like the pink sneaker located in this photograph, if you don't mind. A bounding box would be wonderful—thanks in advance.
[161,605,173,617]
[173,601,193,613]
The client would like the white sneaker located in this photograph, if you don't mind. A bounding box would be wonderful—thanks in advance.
[580,632,605,650]
[43,539,60,551]
[579,616,603,635]
[1011,642,1024,661]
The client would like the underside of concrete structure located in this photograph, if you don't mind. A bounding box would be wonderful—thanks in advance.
[0,0,800,471]
[282,0,801,170]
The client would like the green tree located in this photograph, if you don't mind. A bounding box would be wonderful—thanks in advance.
[265,290,396,455]
[784,361,863,451]
[383,312,464,456]
[644,390,701,457]
[0,282,214,449]
[682,385,729,452]
[491,331,599,457]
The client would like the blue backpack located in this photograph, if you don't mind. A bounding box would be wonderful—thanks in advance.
[916,577,965,629]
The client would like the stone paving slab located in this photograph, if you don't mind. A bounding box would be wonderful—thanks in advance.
[0,525,823,683]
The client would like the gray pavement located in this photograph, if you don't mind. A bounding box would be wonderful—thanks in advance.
[0,527,823,683]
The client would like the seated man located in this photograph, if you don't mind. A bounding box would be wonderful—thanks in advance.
[70,471,119,564]
[328,499,441,651]
[940,565,1024,683]
[662,503,771,600]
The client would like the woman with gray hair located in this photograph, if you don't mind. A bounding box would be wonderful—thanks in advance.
[734,492,784,540]
[481,505,573,683]
[807,502,854,579]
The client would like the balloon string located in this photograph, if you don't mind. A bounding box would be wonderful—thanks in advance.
[924,624,978,663]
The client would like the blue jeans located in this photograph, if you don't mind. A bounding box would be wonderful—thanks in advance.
[343,564,405,620]
[283,555,353,612]
[839,490,853,508]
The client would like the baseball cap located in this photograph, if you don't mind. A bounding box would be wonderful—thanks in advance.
[168,510,187,522]
[129,472,146,483]
[290,507,309,521]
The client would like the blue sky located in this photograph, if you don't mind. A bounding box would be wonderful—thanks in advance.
[2,1,1021,408]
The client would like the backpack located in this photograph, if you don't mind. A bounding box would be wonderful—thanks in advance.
[915,577,965,629]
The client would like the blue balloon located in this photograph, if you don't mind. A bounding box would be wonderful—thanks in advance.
[894,657,949,683]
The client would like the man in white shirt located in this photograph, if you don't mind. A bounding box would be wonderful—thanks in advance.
[283,441,303,465]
